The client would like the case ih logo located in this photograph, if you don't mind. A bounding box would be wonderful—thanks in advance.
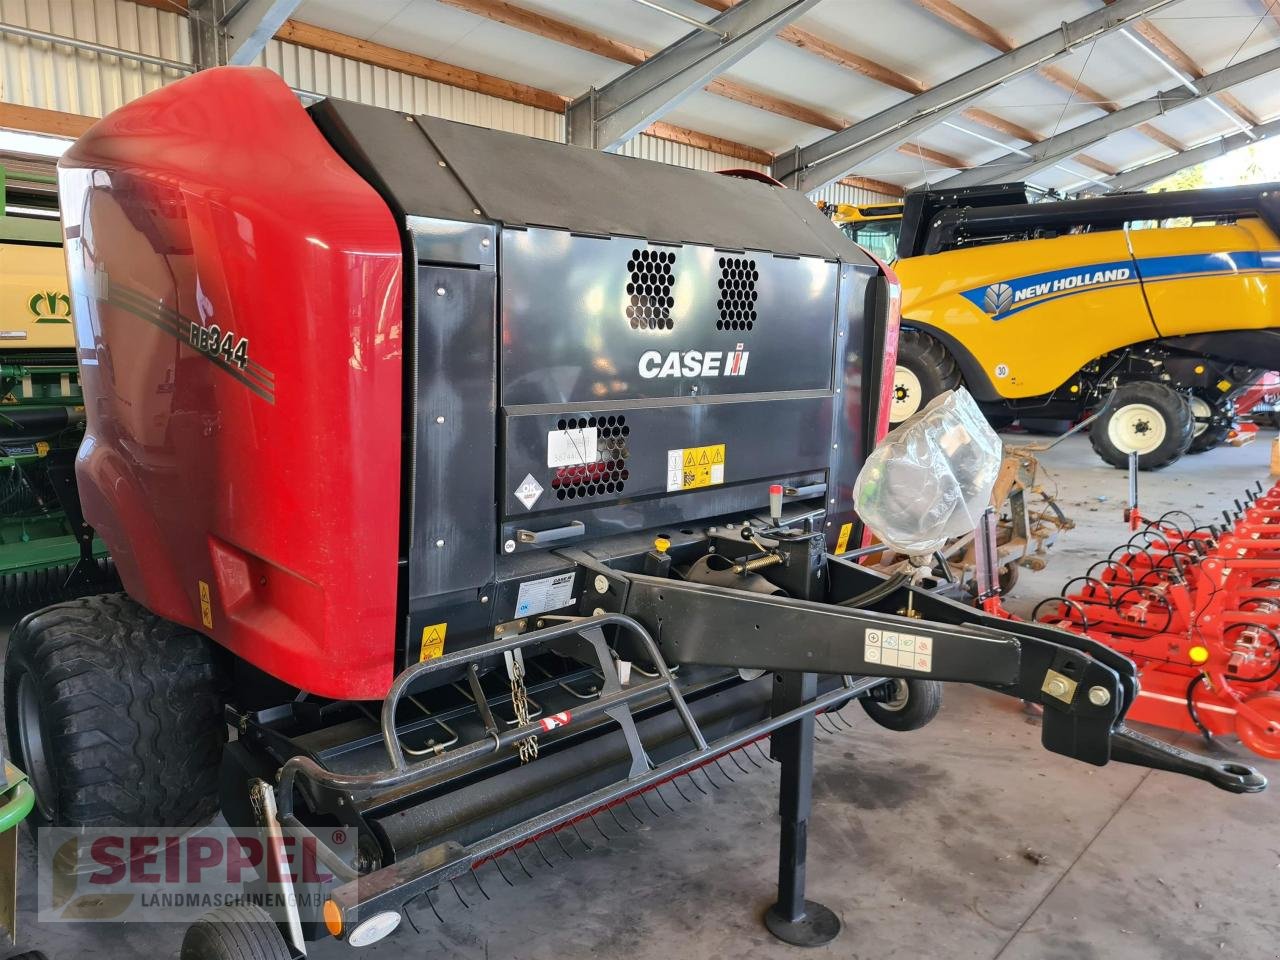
[638,344,749,379]
[28,291,72,324]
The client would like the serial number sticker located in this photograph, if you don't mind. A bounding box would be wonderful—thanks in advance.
[865,629,932,672]
[198,580,213,629]
[547,427,598,468]
[835,521,853,554]
[666,443,726,492]
[419,622,447,662]
[515,572,576,618]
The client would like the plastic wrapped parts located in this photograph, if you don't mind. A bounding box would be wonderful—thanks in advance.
[854,388,1002,556]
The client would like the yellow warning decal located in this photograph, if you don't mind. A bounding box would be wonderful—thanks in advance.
[666,443,726,492]
[419,623,448,662]
[198,580,213,629]
[835,522,853,554]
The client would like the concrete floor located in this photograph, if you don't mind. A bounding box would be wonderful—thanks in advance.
[5,431,1280,960]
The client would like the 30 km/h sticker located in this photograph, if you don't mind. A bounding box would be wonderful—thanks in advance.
[666,443,726,492]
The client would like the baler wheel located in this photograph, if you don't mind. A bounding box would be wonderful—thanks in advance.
[180,905,291,960]
[1234,692,1280,759]
[859,678,942,731]
[4,593,226,828]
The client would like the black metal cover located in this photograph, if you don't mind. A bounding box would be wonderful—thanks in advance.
[309,97,885,667]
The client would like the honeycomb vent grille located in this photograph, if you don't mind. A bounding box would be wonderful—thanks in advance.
[626,249,676,331]
[717,256,758,332]
[551,415,630,501]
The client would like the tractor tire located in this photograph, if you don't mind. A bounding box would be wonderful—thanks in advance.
[1089,381,1194,471]
[4,593,226,828]
[860,678,943,731]
[889,329,961,425]
[1187,392,1232,454]
[180,905,292,960]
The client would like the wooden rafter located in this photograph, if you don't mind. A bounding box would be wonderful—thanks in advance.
[897,142,966,170]
[838,176,905,197]
[0,102,97,138]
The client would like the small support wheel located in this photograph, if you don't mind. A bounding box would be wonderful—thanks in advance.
[859,678,942,731]
[180,904,292,960]
[765,900,841,947]
[1234,692,1280,759]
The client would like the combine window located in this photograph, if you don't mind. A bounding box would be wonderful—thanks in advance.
[841,219,902,262]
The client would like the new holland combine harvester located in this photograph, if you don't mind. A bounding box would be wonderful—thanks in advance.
[7,68,1268,958]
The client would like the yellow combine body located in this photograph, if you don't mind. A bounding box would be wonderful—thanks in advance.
[884,182,1279,469]
[0,241,75,350]
[816,200,903,263]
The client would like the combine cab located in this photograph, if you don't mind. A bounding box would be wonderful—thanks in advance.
[7,68,1266,957]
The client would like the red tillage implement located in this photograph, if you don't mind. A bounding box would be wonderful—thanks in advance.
[1038,480,1280,757]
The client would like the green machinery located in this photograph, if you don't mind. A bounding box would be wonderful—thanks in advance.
[0,163,110,604]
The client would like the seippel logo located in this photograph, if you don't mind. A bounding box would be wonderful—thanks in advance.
[28,291,72,324]
[638,343,749,379]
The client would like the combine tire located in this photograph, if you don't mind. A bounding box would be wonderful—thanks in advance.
[1187,392,1232,454]
[860,678,942,731]
[4,593,226,828]
[180,905,291,960]
[1089,382,1194,471]
[890,329,961,424]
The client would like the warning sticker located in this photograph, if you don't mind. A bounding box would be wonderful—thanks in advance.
[864,629,933,673]
[666,443,726,492]
[198,580,213,629]
[419,622,447,662]
[515,572,576,617]
[514,473,543,511]
[547,427,598,468]
[539,710,571,732]
[835,521,853,554]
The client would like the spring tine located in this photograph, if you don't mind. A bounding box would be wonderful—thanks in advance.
[425,887,445,924]
[698,766,720,791]
[728,750,750,775]
[571,821,595,851]
[623,796,645,825]
[754,741,775,764]
[670,775,693,803]
[815,715,835,735]
[493,854,516,887]
[402,904,421,935]
[654,783,677,812]
[607,804,631,833]
[639,790,662,819]
[686,769,709,795]
[511,845,535,879]
[552,827,576,860]
[589,813,610,842]
[449,878,470,909]
[471,867,492,901]
[714,757,736,782]
[741,744,763,769]
[531,837,556,869]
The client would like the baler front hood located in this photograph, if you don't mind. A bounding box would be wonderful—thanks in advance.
[57,67,405,699]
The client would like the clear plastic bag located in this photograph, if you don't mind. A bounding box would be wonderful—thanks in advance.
[853,388,1002,556]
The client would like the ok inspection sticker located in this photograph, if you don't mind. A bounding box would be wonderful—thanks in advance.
[667,443,726,492]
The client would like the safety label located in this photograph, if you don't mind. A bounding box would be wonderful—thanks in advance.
[835,521,853,554]
[539,711,572,732]
[514,473,543,511]
[666,443,726,492]
[419,622,447,662]
[547,427,598,468]
[515,572,576,617]
[864,629,933,673]
[198,580,213,629]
